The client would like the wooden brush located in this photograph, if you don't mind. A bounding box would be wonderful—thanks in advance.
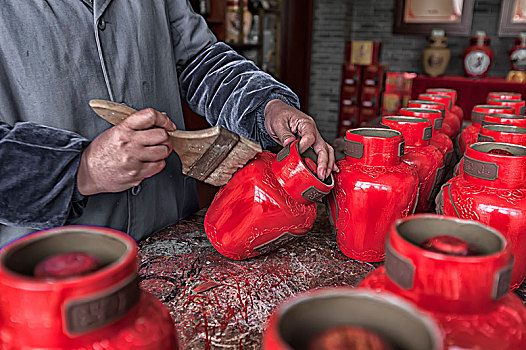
[89,100,262,187]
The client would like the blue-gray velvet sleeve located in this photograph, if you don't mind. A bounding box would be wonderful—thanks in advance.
[0,121,89,228]
[168,0,300,148]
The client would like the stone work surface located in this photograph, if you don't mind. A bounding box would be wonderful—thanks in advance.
[138,205,526,349]
[137,205,377,349]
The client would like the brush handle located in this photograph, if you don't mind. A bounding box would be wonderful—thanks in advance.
[88,100,262,186]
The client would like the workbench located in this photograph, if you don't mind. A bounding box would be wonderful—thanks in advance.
[137,205,526,349]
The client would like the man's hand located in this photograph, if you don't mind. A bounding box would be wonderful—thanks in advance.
[77,108,176,196]
[264,99,338,179]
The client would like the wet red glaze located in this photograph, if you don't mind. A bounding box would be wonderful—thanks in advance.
[327,128,419,262]
[418,94,461,138]
[458,105,515,156]
[204,140,334,260]
[0,226,179,349]
[34,252,101,278]
[438,142,526,289]
[488,92,522,101]
[360,215,526,350]
[381,116,443,212]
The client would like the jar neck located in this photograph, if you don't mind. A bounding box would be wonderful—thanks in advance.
[344,128,404,166]
[407,100,446,118]
[400,108,443,131]
[385,215,512,314]
[478,125,526,146]
[381,117,432,147]
[462,143,526,188]
[488,98,526,115]
[271,140,334,204]
[419,94,452,111]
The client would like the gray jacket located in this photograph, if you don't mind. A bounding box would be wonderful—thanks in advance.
[0,0,299,246]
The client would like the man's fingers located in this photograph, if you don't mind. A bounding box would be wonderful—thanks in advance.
[136,145,172,162]
[135,128,172,147]
[123,108,176,132]
[314,147,329,179]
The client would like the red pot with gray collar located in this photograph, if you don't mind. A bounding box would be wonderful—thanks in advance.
[326,128,419,262]
[359,215,526,350]
[262,287,443,350]
[0,226,179,349]
[437,142,526,290]
[204,140,334,260]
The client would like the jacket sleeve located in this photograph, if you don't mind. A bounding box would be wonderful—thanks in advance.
[168,0,300,148]
[0,120,89,229]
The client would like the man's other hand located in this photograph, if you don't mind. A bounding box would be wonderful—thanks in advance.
[264,99,338,180]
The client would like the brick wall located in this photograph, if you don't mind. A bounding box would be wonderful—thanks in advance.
[309,0,516,141]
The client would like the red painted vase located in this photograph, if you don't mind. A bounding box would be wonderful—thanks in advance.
[488,91,522,101]
[262,288,443,350]
[407,100,455,140]
[463,31,493,78]
[436,142,526,290]
[0,226,179,349]
[458,105,515,156]
[425,88,464,124]
[326,128,419,262]
[419,93,461,137]
[400,108,455,181]
[204,140,334,260]
[478,124,526,145]
[381,116,443,212]
[359,215,526,350]
[488,97,526,115]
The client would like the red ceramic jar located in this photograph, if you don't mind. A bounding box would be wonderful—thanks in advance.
[359,215,526,350]
[327,128,419,262]
[510,33,526,71]
[436,142,526,290]
[262,288,443,350]
[381,116,443,212]
[0,226,179,349]
[463,31,493,78]
[419,94,461,137]
[488,97,526,115]
[400,108,454,182]
[458,105,515,156]
[488,91,522,101]
[478,124,526,145]
[204,140,334,260]
[426,88,464,124]
[408,100,455,139]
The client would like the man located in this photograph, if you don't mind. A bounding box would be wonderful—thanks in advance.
[0,0,336,247]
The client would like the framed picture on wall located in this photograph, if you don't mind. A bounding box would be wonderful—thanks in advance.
[393,0,475,36]
[499,0,526,37]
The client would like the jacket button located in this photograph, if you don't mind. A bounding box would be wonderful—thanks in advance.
[131,185,141,196]
[98,19,106,31]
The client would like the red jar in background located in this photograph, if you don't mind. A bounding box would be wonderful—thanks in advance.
[400,107,454,177]
[488,92,522,101]
[0,226,179,349]
[425,88,464,124]
[436,142,526,290]
[463,31,493,78]
[458,105,515,156]
[418,94,460,138]
[360,215,526,350]
[327,128,419,262]
[204,140,334,260]
[408,100,455,139]
[262,288,443,350]
[381,116,443,212]
[487,98,526,115]
[482,113,526,127]
[478,124,526,145]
